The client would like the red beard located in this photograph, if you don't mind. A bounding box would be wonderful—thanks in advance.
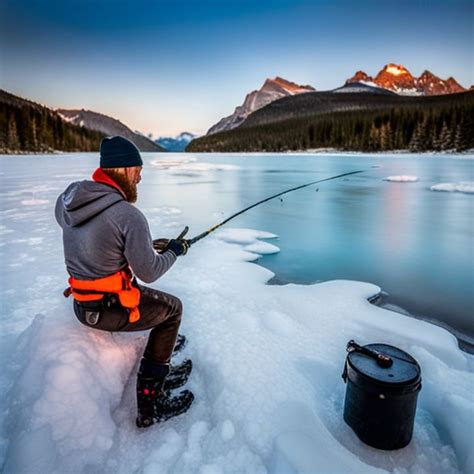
[102,169,138,203]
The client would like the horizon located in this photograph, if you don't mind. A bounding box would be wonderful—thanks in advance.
[1,0,472,136]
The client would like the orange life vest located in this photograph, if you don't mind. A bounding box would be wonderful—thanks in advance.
[65,270,141,323]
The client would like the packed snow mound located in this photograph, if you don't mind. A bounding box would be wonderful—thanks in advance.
[430,182,474,194]
[384,175,419,182]
[3,316,139,474]
[2,229,473,474]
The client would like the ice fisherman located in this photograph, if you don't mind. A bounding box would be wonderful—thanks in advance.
[55,135,194,428]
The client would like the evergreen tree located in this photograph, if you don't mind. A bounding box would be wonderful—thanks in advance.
[7,115,20,150]
[439,122,453,151]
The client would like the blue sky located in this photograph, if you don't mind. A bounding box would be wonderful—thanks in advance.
[1,0,472,136]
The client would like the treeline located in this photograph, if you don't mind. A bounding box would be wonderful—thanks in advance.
[0,91,104,153]
[188,94,474,153]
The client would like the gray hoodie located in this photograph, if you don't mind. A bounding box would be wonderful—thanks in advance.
[55,180,176,282]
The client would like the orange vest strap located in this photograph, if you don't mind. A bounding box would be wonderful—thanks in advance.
[66,271,141,323]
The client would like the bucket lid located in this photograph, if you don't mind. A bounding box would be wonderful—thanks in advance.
[347,343,421,387]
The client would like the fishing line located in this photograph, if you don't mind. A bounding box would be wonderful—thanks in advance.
[183,169,367,246]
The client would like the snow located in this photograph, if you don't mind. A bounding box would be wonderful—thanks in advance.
[394,87,424,96]
[57,112,79,123]
[1,183,473,473]
[430,182,474,194]
[20,199,50,206]
[384,175,419,182]
[217,228,278,245]
[151,157,239,172]
[386,65,406,76]
[333,84,379,93]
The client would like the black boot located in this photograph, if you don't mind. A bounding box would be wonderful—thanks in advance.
[172,334,187,355]
[163,359,193,392]
[136,359,194,428]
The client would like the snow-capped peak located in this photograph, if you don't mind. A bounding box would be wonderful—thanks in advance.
[207,76,315,135]
[155,132,197,152]
[384,64,410,76]
[178,132,196,140]
[346,64,466,96]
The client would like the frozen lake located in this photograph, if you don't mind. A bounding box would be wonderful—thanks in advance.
[1,152,473,347]
[1,151,473,473]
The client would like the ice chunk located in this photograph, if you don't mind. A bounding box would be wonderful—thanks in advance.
[384,175,419,182]
[244,241,280,255]
[217,228,278,244]
[430,182,474,194]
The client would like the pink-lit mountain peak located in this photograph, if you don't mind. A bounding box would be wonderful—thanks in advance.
[379,63,412,77]
[347,64,466,96]
[262,76,315,94]
[207,76,315,135]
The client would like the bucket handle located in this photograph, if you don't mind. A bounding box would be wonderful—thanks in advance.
[346,340,393,368]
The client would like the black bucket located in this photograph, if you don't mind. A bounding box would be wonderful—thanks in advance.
[342,340,422,450]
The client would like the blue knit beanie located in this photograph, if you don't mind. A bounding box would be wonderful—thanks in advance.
[100,136,143,168]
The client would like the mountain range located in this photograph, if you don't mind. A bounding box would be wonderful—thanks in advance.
[57,109,164,152]
[346,63,466,96]
[1,62,470,154]
[188,87,473,153]
[155,132,197,152]
[205,64,468,137]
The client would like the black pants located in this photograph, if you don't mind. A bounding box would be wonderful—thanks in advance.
[74,284,182,364]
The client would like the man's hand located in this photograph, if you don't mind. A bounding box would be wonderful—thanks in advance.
[153,238,189,256]
[153,238,170,253]
[153,226,190,256]
[166,239,189,256]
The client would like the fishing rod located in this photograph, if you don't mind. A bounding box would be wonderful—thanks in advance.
[177,169,366,247]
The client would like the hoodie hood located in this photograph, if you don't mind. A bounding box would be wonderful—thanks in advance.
[55,180,124,228]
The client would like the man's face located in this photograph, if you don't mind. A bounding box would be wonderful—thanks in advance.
[125,166,142,186]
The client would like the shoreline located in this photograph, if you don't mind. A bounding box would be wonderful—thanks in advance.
[267,274,474,355]
[1,148,474,156]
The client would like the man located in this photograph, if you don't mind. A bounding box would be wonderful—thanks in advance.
[55,135,193,428]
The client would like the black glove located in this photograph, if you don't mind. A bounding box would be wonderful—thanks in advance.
[153,226,190,256]
[166,238,189,256]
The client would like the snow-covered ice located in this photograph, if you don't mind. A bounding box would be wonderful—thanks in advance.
[151,157,239,172]
[20,199,50,206]
[1,156,473,474]
[1,223,473,473]
[383,175,419,182]
[430,182,474,194]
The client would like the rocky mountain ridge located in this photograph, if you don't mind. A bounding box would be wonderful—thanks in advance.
[346,63,466,96]
[57,109,164,152]
[206,77,315,135]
